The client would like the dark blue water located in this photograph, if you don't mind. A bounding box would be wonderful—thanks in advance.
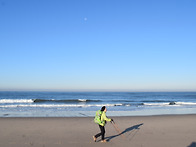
[0,91,196,117]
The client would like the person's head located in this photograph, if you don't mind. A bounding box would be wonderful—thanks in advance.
[101,106,107,112]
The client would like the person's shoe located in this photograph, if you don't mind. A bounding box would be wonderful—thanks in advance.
[93,136,96,142]
[101,140,107,143]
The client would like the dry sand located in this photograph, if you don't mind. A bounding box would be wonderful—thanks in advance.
[0,115,196,147]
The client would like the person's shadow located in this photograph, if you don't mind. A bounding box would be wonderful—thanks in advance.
[106,123,143,142]
[187,142,196,147]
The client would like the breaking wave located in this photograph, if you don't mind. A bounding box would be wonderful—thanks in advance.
[0,103,123,108]
[0,99,34,103]
[0,99,101,104]
[143,102,196,106]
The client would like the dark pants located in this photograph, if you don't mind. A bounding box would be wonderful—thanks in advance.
[95,125,105,140]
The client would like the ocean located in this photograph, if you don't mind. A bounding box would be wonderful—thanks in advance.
[0,91,196,117]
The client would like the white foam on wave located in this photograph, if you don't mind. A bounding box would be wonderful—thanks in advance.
[0,99,34,103]
[78,99,87,102]
[0,103,123,108]
[143,101,196,107]
[175,102,196,105]
[143,103,169,106]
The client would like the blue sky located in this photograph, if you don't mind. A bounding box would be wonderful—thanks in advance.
[0,0,196,91]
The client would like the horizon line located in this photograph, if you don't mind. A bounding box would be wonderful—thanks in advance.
[0,88,196,92]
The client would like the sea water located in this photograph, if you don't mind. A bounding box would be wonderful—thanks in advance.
[0,91,196,117]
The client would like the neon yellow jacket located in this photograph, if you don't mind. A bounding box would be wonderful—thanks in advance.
[100,111,111,126]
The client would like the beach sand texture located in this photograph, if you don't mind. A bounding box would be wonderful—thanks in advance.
[0,115,196,147]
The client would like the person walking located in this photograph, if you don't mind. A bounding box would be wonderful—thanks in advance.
[93,106,113,143]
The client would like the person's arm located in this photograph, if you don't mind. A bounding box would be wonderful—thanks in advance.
[102,112,111,122]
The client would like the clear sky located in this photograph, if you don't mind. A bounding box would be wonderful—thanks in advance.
[0,0,196,91]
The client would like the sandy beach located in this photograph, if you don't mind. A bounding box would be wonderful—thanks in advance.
[0,115,196,147]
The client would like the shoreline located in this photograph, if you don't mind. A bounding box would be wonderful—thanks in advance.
[0,114,196,147]
[1,113,196,118]
[1,107,196,117]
